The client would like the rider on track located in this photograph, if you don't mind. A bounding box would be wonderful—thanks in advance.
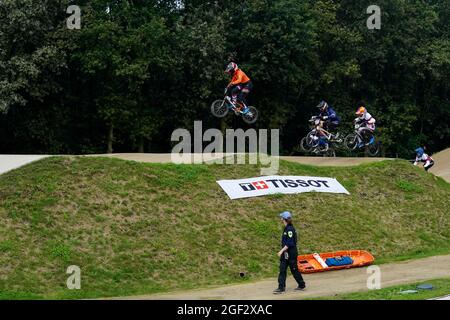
[317,101,340,133]
[414,147,435,171]
[355,104,376,146]
[315,101,340,148]
[224,62,253,113]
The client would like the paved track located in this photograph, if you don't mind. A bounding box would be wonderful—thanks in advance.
[106,255,450,300]
[429,148,450,182]
[103,153,393,166]
[0,155,51,175]
[279,156,392,167]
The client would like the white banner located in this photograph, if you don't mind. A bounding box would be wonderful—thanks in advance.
[217,175,350,200]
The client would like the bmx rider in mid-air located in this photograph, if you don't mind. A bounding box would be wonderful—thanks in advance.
[224,62,253,114]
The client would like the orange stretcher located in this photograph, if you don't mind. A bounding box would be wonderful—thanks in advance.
[297,250,375,274]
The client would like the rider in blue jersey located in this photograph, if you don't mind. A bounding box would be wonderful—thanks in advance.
[315,101,340,148]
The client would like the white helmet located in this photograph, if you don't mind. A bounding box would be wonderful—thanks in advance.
[225,62,238,74]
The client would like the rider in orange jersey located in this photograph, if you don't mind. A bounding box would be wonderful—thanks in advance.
[224,62,253,113]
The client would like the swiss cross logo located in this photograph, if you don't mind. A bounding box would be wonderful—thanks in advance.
[239,181,269,191]
[252,181,268,190]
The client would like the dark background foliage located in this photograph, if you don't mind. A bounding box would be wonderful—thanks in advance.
[1,0,449,157]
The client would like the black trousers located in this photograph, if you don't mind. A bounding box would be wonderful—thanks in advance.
[323,120,339,132]
[424,161,435,171]
[230,81,253,105]
[278,251,305,289]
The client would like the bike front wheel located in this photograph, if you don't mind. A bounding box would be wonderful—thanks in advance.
[242,106,259,124]
[367,140,381,157]
[306,131,319,148]
[211,99,229,118]
[344,133,359,151]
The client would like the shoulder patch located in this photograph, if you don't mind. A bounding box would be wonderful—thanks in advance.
[288,231,293,238]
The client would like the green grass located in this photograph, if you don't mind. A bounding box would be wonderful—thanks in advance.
[0,156,449,299]
[310,278,450,300]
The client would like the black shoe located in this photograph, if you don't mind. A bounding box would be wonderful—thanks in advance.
[273,288,286,294]
[294,286,306,291]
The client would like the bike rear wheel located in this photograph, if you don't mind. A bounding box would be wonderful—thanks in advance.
[211,99,229,118]
[344,133,358,151]
[242,106,258,124]
[299,137,312,152]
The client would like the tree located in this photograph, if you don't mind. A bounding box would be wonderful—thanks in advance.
[1,0,448,156]
[0,0,67,112]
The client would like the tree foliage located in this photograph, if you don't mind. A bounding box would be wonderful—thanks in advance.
[0,0,448,156]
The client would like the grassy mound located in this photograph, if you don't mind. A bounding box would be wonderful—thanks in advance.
[0,156,449,299]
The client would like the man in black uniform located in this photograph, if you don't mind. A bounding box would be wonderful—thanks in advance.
[274,211,306,294]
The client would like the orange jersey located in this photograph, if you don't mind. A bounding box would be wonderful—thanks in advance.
[229,69,251,86]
